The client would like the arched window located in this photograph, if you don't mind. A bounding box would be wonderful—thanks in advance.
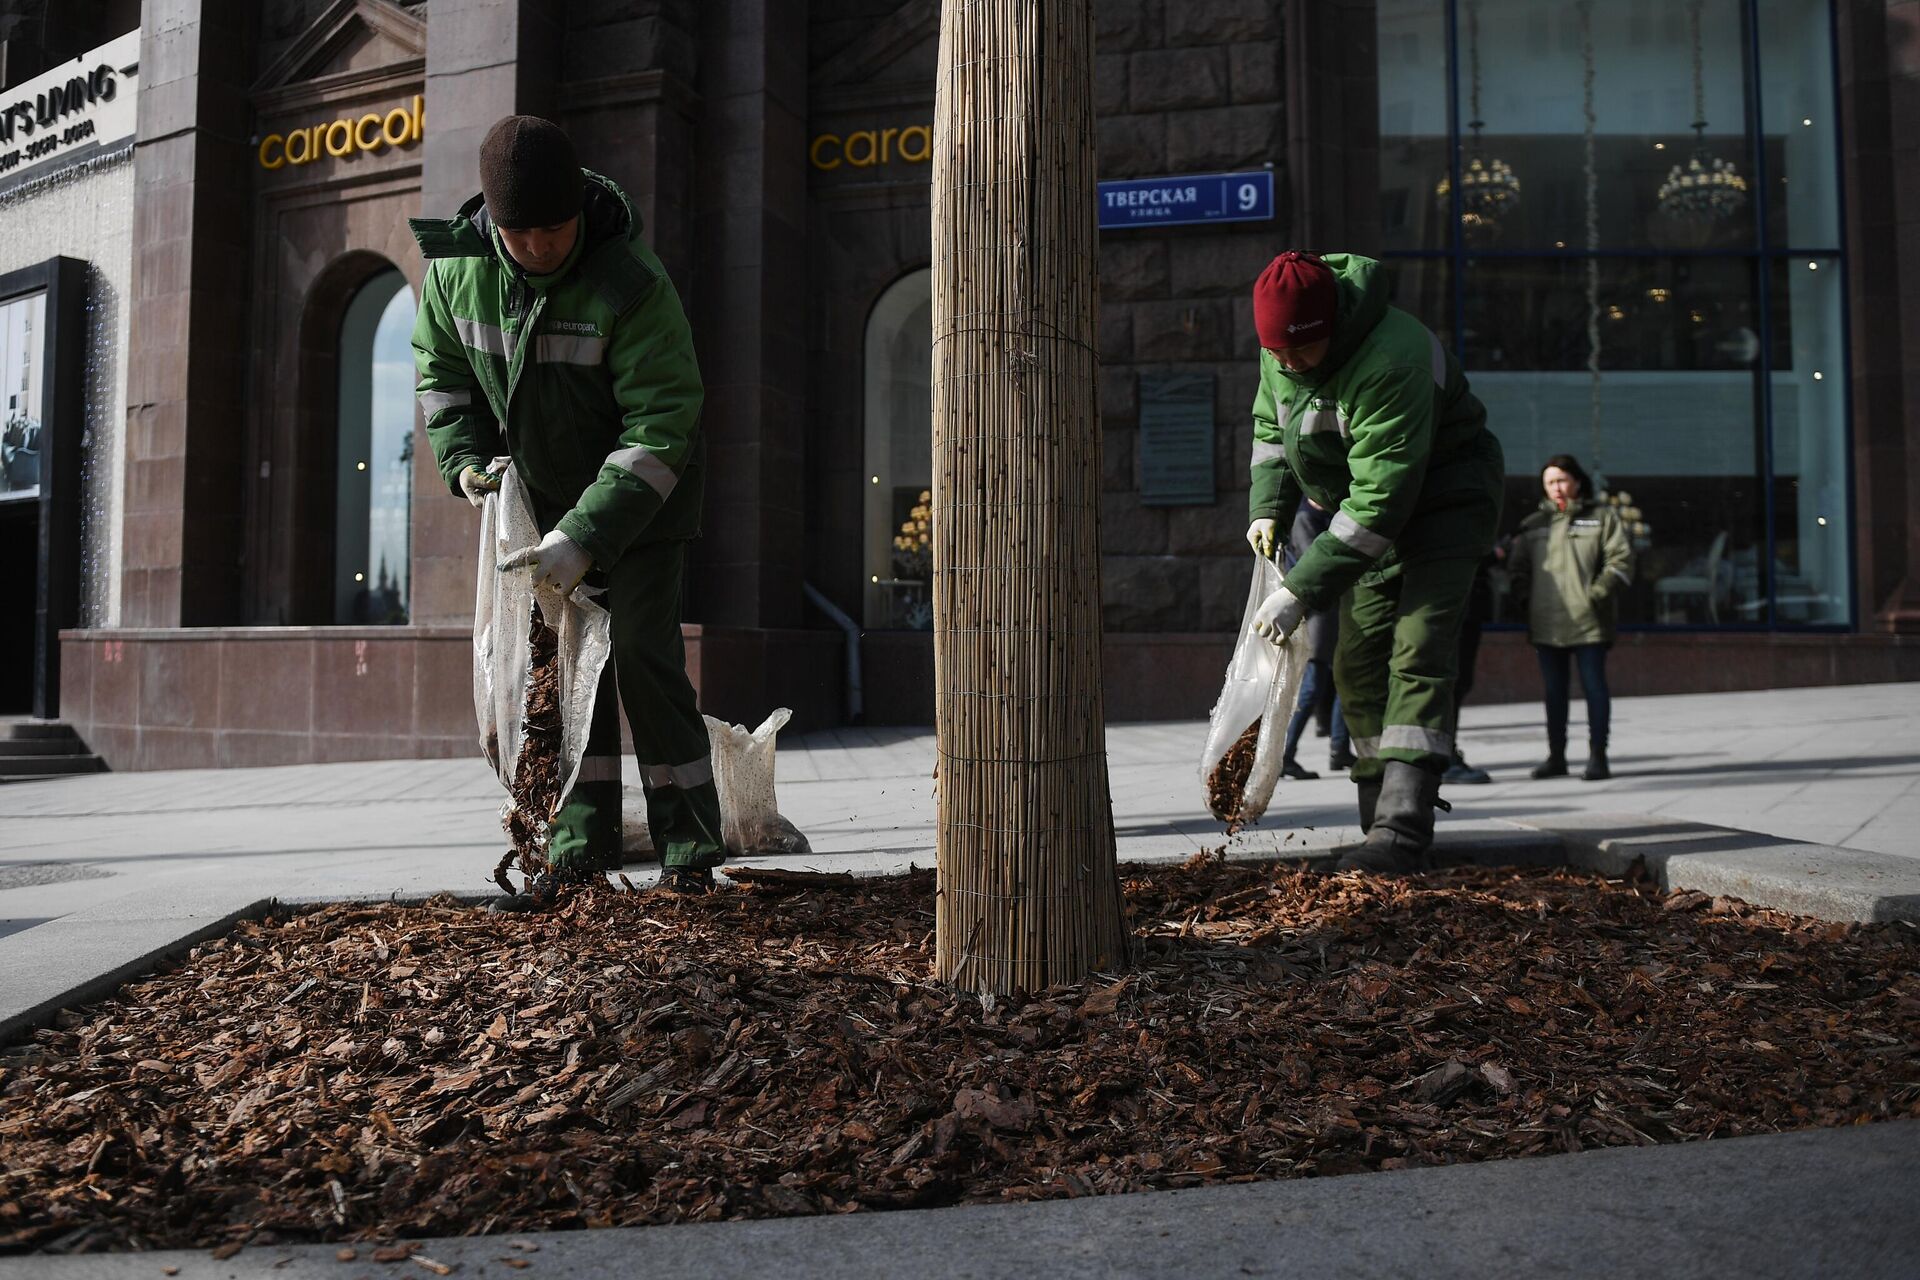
[863,268,932,628]
[335,271,415,624]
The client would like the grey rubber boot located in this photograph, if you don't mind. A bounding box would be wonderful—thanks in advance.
[1338,761,1442,874]
[1356,776,1383,834]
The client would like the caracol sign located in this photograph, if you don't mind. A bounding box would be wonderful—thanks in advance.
[257,95,424,170]
[0,30,139,185]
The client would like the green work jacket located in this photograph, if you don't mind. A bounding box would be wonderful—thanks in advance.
[409,170,703,567]
[1248,254,1504,612]
[1509,497,1636,647]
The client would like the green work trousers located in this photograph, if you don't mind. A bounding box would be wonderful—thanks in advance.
[1334,556,1481,780]
[547,539,726,872]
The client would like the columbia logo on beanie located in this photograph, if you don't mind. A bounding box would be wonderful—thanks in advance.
[1254,251,1337,351]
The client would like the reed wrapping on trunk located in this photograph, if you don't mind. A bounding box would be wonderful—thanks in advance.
[931,0,1130,992]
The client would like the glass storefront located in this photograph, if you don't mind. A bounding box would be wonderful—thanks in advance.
[335,270,416,625]
[0,290,46,502]
[1377,0,1849,626]
[863,268,934,629]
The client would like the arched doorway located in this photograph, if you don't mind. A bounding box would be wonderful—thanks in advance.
[862,268,932,627]
[333,270,416,624]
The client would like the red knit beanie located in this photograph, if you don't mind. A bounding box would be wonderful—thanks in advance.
[1253,251,1337,350]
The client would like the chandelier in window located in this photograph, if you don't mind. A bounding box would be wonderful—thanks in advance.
[1433,0,1520,235]
[1656,0,1748,224]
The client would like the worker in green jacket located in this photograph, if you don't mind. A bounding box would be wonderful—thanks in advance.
[410,115,724,902]
[1244,252,1504,874]
[1507,453,1636,781]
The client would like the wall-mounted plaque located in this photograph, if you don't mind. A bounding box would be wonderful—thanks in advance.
[1137,370,1215,507]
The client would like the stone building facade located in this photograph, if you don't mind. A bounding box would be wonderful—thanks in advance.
[1,0,1914,769]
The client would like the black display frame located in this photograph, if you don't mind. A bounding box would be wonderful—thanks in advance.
[0,256,85,719]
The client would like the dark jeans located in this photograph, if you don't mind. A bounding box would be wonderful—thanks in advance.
[1535,643,1611,756]
[1284,658,1348,764]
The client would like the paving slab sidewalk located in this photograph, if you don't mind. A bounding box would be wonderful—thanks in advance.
[5,1119,1913,1280]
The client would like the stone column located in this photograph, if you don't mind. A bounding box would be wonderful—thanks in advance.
[686,0,811,628]
[409,0,565,628]
[120,1,255,626]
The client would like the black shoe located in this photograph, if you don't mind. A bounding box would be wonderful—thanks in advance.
[1282,759,1321,781]
[1443,752,1492,785]
[1530,755,1569,780]
[658,866,716,896]
[1327,748,1358,772]
[1582,748,1611,781]
[488,869,566,913]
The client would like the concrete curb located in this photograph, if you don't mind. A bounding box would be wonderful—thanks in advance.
[0,898,275,1047]
[5,1119,1913,1279]
[1503,811,1920,923]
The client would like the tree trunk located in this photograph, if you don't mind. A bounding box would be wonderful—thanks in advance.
[930,0,1130,993]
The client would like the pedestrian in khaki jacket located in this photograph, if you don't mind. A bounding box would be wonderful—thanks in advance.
[1508,454,1634,781]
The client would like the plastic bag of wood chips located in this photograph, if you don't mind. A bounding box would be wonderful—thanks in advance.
[620,709,812,859]
[474,460,614,870]
[1198,554,1310,828]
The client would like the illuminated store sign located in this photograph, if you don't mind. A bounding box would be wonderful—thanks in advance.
[258,95,424,170]
[810,123,932,170]
[0,30,139,184]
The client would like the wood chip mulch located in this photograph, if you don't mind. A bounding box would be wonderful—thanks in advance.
[2,855,1916,1255]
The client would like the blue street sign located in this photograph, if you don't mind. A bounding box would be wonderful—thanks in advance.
[1097,169,1275,230]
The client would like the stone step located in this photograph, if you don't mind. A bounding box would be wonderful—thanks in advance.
[0,753,107,778]
[0,719,82,742]
[0,737,89,756]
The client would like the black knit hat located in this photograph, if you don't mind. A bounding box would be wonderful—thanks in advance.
[479,115,584,229]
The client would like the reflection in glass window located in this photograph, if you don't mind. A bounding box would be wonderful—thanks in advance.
[0,291,46,502]
[1467,257,1766,626]
[1768,256,1847,623]
[1758,0,1841,249]
[336,271,415,625]
[1377,0,1451,253]
[863,269,933,629]
[1378,1,1850,629]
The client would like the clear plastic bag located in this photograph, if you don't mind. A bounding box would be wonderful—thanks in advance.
[1198,556,1310,827]
[619,708,812,859]
[473,460,614,856]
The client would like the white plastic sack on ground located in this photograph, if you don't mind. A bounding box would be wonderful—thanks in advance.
[620,709,813,859]
[1198,555,1310,826]
[707,708,811,856]
[473,460,614,839]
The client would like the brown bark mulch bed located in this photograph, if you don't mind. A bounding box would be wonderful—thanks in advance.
[3,856,1917,1256]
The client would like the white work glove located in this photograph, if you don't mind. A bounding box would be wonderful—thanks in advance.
[1246,518,1278,560]
[499,529,592,595]
[1250,585,1307,646]
[459,465,502,508]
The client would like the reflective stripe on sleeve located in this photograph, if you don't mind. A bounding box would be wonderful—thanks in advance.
[1251,438,1287,466]
[536,334,607,365]
[576,755,623,784]
[453,314,512,361]
[416,388,470,418]
[605,444,679,499]
[1331,510,1392,558]
[1351,735,1381,759]
[642,755,713,789]
[1382,725,1454,757]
